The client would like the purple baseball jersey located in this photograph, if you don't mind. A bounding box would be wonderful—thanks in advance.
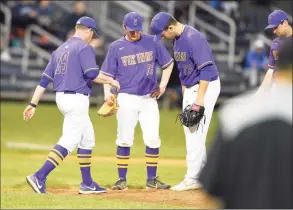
[100,34,173,95]
[42,37,99,95]
[268,35,292,69]
[173,25,219,87]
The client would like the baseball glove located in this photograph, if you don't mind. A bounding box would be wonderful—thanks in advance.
[177,104,205,129]
[97,95,119,117]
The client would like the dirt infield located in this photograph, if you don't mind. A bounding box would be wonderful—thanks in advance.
[48,188,218,208]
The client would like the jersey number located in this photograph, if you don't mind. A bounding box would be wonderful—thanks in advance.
[182,64,193,75]
[55,51,69,74]
[146,63,154,76]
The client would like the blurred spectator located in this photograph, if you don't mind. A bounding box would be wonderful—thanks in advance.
[209,0,222,10]
[36,1,53,29]
[61,1,93,40]
[11,0,38,29]
[243,39,268,87]
[199,38,292,209]
[221,1,239,19]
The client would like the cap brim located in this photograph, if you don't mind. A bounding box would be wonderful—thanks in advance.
[125,26,143,32]
[92,28,100,38]
[265,24,278,30]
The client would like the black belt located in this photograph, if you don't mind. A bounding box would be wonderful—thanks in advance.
[63,91,89,96]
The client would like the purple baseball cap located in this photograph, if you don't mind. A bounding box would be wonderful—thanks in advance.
[265,10,288,30]
[123,12,143,31]
[150,12,171,40]
[76,16,100,38]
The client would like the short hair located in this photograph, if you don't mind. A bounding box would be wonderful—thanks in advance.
[276,38,292,70]
[75,24,88,31]
[163,15,178,30]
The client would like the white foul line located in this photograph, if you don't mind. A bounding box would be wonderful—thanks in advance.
[5,142,53,150]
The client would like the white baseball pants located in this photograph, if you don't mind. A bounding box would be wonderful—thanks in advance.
[116,93,161,148]
[56,92,95,152]
[182,79,221,183]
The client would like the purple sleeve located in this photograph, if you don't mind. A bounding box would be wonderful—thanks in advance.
[85,70,99,80]
[156,40,173,69]
[42,53,55,81]
[100,44,118,78]
[190,34,214,70]
[79,45,99,74]
[199,64,214,81]
[268,42,279,69]
[39,76,50,88]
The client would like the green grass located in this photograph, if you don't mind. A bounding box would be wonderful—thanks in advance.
[1,102,219,209]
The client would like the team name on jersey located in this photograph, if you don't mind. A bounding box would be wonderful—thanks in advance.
[174,52,187,62]
[121,51,153,66]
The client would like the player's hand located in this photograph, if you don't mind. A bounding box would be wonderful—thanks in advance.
[110,80,120,92]
[104,94,115,106]
[23,105,36,121]
[151,86,166,99]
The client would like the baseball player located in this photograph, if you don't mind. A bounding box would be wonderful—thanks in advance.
[101,12,174,190]
[257,10,292,93]
[150,12,221,191]
[24,16,120,194]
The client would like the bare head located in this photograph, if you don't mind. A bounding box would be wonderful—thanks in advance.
[74,1,86,15]
[40,0,49,8]
[265,10,293,37]
[122,12,143,42]
[150,12,183,41]
[73,16,99,44]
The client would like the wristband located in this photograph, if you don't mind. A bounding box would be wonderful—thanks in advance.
[29,103,37,108]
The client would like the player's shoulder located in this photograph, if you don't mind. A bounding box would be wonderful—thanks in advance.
[142,33,155,40]
[185,25,207,42]
[108,37,126,49]
[271,37,281,49]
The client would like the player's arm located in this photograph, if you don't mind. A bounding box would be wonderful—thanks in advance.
[152,40,174,99]
[100,44,119,104]
[256,45,276,94]
[79,45,120,89]
[190,35,214,106]
[23,54,55,121]
[256,68,274,94]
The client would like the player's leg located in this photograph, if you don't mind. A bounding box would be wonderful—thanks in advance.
[26,93,85,193]
[112,93,139,190]
[77,96,106,194]
[139,96,170,189]
[171,79,221,191]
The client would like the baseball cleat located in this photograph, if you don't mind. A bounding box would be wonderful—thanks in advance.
[112,178,128,190]
[171,180,202,191]
[26,173,47,194]
[79,182,107,194]
[146,176,171,189]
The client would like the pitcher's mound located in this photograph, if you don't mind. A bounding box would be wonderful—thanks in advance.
[48,188,218,208]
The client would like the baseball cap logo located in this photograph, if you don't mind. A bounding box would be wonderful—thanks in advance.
[134,18,138,25]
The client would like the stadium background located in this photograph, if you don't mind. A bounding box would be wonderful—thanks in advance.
[0,0,292,209]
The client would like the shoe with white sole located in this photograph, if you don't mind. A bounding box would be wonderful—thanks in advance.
[171,180,202,191]
[79,182,107,194]
[26,173,47,194]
